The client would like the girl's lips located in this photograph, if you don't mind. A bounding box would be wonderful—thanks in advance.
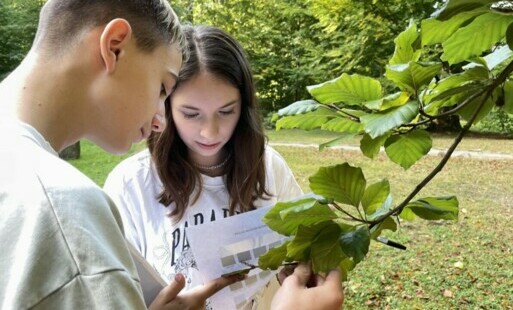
[196,142,220,149]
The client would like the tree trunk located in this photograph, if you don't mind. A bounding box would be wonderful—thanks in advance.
[59,141,81,160]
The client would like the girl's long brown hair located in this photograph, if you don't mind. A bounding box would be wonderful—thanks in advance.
[148,25,269,222]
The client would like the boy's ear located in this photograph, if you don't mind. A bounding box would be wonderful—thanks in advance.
[99,18,132,73]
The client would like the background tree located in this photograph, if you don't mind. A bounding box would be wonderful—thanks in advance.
[0,0,42,79]
[172,0,439,113]
[262,0,513,279]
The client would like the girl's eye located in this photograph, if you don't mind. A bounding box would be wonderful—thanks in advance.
[182,112,199,119]
[219,110,234,116]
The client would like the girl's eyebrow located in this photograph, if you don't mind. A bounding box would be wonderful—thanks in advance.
[180,100,240,110]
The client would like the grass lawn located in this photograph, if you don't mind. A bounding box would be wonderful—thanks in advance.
[70,130,513,309]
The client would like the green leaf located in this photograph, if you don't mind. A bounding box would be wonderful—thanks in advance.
[276,107,337,130]
[307,73,382,105]
[423,67,490,114]
[258,241,289,270]
[280,201,338,223]
[339,226,370,264]
[360,101,419,139]
[380,92,411,110]
[442,12,513,65]
[482,45,513,70]
[321,116,363,133]
[386,62,442,93]
[309,163,366,207]
[287,222,332,261]
[428,82,485,104]
[399,207,417,221]
[389,20,421,65]
[457,89,497,123]
[319,134,356,151]
[421,9,487,46]
[276,99,321,117]
[264,198,321,236]
[384,130,433,169]
[364,92,411,110]
[404,196,459,220]
[311,223,345,273]
[507,23,513,51]
[361,179,391,215]
[370,217,398,239]
[338,258,356,282]
[360,133,389,159]
[503,80,513,114]
[367,195,393,221]
[432,0,495,21]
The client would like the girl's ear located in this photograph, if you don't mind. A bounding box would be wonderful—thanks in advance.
[99,18,132,73]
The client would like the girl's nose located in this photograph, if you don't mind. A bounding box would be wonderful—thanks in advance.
[200,118,219,139]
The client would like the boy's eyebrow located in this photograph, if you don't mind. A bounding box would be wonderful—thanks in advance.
[181,100,240,110]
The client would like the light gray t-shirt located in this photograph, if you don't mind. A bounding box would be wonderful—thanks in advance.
[0,121,146,309]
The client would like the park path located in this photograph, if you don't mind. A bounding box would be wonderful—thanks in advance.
[269,142,513,161]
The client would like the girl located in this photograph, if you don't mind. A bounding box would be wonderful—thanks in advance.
[104,25,303,309]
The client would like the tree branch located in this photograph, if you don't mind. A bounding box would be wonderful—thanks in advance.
[368,59,513,228]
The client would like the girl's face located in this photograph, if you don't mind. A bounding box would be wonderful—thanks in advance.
[171,71,241,166]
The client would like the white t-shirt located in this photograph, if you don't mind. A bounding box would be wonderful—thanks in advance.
[104,146,303,306]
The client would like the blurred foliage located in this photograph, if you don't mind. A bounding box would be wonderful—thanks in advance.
[0,0,439,111]
[172,0,439,113]
[0,0,43,79]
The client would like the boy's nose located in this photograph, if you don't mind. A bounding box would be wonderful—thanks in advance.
[151,100,167,132]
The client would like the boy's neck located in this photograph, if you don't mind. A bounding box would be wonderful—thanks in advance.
[0,50,90,152]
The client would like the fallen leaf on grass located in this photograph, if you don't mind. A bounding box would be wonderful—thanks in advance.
[443,289,454,298]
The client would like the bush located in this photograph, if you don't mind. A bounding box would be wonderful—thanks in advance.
[475,109,513,134]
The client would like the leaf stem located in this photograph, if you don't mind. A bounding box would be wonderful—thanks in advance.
[331,202,366,223]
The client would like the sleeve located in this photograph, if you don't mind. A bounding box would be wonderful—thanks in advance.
[33,272,147,310]
[267,146,304,201]
[104,165,143,253]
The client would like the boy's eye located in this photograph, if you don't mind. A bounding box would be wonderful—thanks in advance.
[160,84,168,97]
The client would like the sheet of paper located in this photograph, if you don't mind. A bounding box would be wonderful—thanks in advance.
[127,241,168,306]
[186,205,286,310]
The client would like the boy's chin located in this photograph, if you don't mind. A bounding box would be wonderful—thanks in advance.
[92,138,133,155]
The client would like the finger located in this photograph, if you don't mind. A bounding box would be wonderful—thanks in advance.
[277,265,295,285]
[155,273,186,304]
[286,262,312,286]
[314,273,326,286]
[323,268,342,289]
[189,274,244,301]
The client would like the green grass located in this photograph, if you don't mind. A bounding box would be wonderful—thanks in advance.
[267,129,513,154]
[70,130,513,309]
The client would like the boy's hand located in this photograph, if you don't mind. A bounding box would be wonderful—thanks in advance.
[271,262,344,310]
[149,273,244,310]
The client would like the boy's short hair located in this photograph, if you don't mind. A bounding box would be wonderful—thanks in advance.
[34,0,182,54]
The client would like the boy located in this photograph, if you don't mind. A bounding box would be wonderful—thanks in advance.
[0,0,343,309]
[0,0,205,308]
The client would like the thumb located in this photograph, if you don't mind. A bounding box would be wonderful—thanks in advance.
[188,274,244,301]
[153,273,186,304]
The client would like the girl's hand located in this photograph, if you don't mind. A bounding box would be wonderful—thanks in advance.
[271,262,344,310]
[149,273,244,310]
